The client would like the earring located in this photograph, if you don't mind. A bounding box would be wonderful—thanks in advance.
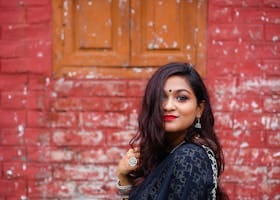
[195,118,201,129]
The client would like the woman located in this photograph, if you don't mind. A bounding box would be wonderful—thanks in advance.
[116,62,228,199]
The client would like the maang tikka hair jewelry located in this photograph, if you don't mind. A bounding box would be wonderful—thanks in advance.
[195,118,201,129]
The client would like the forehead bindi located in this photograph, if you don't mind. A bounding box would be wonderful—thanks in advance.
[164,76,193,94]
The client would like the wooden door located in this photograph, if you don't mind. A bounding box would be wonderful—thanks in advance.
[52,0,207,78]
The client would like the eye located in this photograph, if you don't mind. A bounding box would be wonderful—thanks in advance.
[176,95,188,102]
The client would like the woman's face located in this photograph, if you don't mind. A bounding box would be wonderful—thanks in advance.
[162,75,204,134]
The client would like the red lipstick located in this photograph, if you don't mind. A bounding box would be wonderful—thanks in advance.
[164,115,177,121]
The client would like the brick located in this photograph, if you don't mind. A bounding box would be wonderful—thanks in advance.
[106,129,136,146]
[0,41,25,58]
[26,128,51,146]
[3,163,52,180]
[0,128,23,145]
[265,24,280,42]
[263,95,280,112]
[1,57,51,74]
[264,0,280,7]
[49,149,76,163]
[268,166,280,181]
[27,147,51,162]
[238,75,280,95]
[266,130,280,147]
[80,112,128,128]
[207,59,260,77]
[209,24,264,41]
[0,180,26,197]
[212,0,263,6]
[108,164,118,181]
[219,182,235,199]
[0,0,25,7]
[25,39,52,60]
[264,8,280,24]
[260,43,280,59]
[27,6,51,23]
[53,97,138,112]
[0,110,25,128]
[0,8,25,24]
[52,129,105,146]
[233,182,280,199]
[1,91,26,109]
[26,111,45,128]
[217,130,266,148]
[208,5,233,23]
[28,180,61,198]
[0,74,27,91]
[0,147,25,162]
[22,0,49,6]
[224,148,280,166]
[77,181,116,196]
[53,79,127,97]
[208,41,261,61]
[0,0,48,7]
[27,111,77,128]
[1,24,27,40]
[260,59,280,75]
[233,112,266,130]
[214,112,233,130]
[28,180,117,198]
[222,165,267,183]
[76,146,127,164]
[53,164,107,180]
[232,8,267,24]
[28,75,51,90]
[261,113,280,130]
[212,94,262,112]
[1,128,50,146]
[26,91,51,110]
[127,80,147,97]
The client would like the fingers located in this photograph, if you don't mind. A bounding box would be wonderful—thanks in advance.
[126,148,140,162]
[117,147,141,176]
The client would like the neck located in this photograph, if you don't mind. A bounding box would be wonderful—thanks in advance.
[166,132,186,150]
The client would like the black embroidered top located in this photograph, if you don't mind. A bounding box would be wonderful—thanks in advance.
[129,143,217,200]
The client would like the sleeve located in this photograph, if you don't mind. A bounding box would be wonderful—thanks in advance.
[167,144,215,200]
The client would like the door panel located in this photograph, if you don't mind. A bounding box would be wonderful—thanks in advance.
[53,0,130,71]
[131,0,206,73]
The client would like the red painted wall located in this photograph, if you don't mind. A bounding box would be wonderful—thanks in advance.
[0,0,279,199]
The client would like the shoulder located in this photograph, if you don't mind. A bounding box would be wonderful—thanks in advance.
[171,143,213,174]
[172,143,209,160]
[167,143,216,198]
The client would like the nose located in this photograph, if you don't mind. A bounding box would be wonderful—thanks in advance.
[163,97,175,111]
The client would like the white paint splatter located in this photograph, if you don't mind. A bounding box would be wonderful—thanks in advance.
[273,152,280,157]
[6,170,13,178]
[272,36,279,42]
[18,124,24,136]
[240,142,248,148]
[22,164,27,171]
[37,52,43,58]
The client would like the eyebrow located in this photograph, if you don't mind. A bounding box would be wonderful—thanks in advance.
[164,89,192,94]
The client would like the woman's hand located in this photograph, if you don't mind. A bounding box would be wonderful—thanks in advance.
[117,147,140,185]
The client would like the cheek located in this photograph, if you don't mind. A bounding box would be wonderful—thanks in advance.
[179,104,198,118]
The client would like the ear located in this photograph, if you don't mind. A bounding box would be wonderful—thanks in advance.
[196,101,205,118]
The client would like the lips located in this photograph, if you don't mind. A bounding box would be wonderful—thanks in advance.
[164,115,178,121]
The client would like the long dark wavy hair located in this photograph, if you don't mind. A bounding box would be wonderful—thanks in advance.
[129,62,228,199]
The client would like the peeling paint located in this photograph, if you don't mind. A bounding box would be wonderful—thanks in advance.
[20,196,27,200]
[240,142,248,148]
[18,124,24,136]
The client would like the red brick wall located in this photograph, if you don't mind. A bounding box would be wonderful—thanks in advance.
[0,0,279,199]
